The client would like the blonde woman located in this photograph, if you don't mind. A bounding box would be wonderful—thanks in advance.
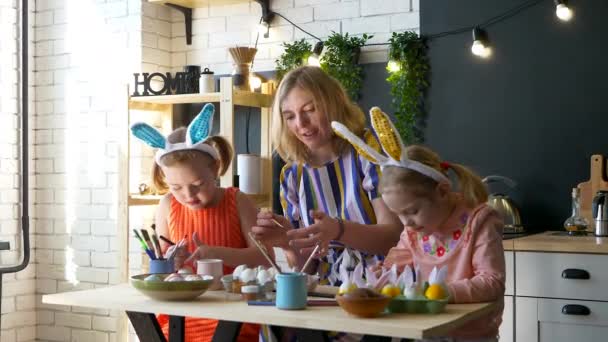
[253,66,403,288]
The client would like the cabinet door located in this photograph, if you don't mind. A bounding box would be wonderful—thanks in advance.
[499,295,513,342]
[515,297,538,342]
[537,298,608,342]
[505,251,514,296]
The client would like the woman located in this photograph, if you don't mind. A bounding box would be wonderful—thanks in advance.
[253,66,403,285]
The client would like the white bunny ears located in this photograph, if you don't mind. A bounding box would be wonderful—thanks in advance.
[130,103,219,165]
[331,107,450,185]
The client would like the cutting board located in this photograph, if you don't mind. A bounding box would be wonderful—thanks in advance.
[577,155,608,231]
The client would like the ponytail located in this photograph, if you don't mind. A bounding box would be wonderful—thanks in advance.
[203,136,233,176]
[444,162,488,207]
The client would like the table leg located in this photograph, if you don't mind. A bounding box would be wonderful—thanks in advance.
[169,316,185,342]
[293,328,330,342]
[211,320,242,342]
[126,311,167,342]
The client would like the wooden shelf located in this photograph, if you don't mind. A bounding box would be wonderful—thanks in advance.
[128,193,270,208]
[147,0,247,8]
[129,90,273,108]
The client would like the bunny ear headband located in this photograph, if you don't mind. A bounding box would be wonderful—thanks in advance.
[130,103,219,166]
[331,107,450,185]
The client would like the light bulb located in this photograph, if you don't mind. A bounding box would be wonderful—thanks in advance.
[387,60,401,72]
[307,54,321,67]
[258,21,270,38]
[471,27,492,58]
[250,75,262,90]
[556,4,573,21]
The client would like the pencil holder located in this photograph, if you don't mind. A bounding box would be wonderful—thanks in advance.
[149,259,174,274]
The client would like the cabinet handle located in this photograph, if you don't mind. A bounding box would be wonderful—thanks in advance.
[561,268,590,279]
[562,304,591,316]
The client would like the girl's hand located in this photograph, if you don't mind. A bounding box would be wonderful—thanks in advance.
[184,232,209,265]
[165,243,190,270]
[286,210,340,256]
[382,247,412,273]
[251,210,293,248]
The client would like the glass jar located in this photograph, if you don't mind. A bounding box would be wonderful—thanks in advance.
[563,187,589,235]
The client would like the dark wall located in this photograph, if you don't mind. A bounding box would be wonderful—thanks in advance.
[420,0,608,230]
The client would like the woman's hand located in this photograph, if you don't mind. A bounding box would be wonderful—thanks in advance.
[164,243,190,270]
[286,210,340,256]
[251,210,293,248]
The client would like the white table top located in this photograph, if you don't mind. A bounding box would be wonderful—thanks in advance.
[42,284,496,339]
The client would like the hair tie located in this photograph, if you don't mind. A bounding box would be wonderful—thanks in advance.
[439,161,451,171]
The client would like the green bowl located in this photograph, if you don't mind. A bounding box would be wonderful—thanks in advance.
[387,295,449,314]
[130,273,213,301]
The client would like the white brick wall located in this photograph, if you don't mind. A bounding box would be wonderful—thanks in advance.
[170,0,420,74]
[24,1,419,342]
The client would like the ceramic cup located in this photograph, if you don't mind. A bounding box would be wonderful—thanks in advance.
[149,259,174,274]
[275,272,307,310]
[197,259,223,290]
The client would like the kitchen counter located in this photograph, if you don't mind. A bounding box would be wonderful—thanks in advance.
[503,231,608,254]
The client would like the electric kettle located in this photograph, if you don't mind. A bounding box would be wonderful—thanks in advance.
[482,175,524,233]
[592,190,608,236]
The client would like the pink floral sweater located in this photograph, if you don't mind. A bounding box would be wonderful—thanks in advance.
[387,198,506,339]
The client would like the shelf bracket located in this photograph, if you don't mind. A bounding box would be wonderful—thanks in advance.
[253,0,274,23]
[165,3,193,45]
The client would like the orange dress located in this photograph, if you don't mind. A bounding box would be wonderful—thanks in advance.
[157,187,260,342]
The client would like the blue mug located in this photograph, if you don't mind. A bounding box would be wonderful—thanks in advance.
[275,272,307,310]
[149,259,174,274]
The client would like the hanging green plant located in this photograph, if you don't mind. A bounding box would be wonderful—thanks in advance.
[387,31,430,144]
[275,39,312,81]
[321,32,372,101]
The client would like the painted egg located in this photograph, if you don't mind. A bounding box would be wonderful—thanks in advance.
[177,266,193,274]
[184,274,203,281]
[144,274,163,282]
[165,274,184,282]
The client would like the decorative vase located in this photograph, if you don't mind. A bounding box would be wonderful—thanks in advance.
[229,47,257,91]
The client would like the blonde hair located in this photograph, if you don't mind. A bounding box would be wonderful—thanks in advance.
[379,145,488,208]
[271,66,366,164]
[151,127,233,193]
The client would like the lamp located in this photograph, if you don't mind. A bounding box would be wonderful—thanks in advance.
[471,27,492,58]
[555,0,573,22]
[307,41,324,67]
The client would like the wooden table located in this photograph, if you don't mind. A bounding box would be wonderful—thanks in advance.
[42,284,496,342]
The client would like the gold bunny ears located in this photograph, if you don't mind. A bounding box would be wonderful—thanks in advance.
[331,107,451,185]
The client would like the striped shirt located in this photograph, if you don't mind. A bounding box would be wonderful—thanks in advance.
[279,131,384,285]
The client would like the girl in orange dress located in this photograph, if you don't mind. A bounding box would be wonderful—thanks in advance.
[131,103,267,342]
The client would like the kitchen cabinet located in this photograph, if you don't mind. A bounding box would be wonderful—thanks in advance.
[513,250,608,342]
[499,251,514,342]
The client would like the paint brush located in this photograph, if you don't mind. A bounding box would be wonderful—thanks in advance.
[300,244,320,273]
[140,229,157,259]
[151,233,163,260]
[247,232,283,275]
[159,235,175,246]
[133,229,156,260]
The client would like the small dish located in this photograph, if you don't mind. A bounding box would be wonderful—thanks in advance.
[131,273,213,301]
[335,292,391,318]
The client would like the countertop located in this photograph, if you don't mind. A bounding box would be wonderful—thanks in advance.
[503,231,608,254]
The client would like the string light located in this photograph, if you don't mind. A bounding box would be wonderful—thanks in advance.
[258,21,270,38]
[249,74,262,90]
[387,60,401,72]
[307,41,324,67]
[471,27,492,58]
[555,0,573,21]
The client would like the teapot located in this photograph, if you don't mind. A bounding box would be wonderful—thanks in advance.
[482,175,524,233]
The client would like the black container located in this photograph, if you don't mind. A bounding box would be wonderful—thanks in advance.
[183,65,201,94]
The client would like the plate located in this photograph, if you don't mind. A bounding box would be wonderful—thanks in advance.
[130,273,213,301]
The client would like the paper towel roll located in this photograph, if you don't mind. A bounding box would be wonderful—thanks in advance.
[237,154,262,194]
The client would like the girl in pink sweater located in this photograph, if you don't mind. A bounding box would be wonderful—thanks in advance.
[332,108,505,342]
